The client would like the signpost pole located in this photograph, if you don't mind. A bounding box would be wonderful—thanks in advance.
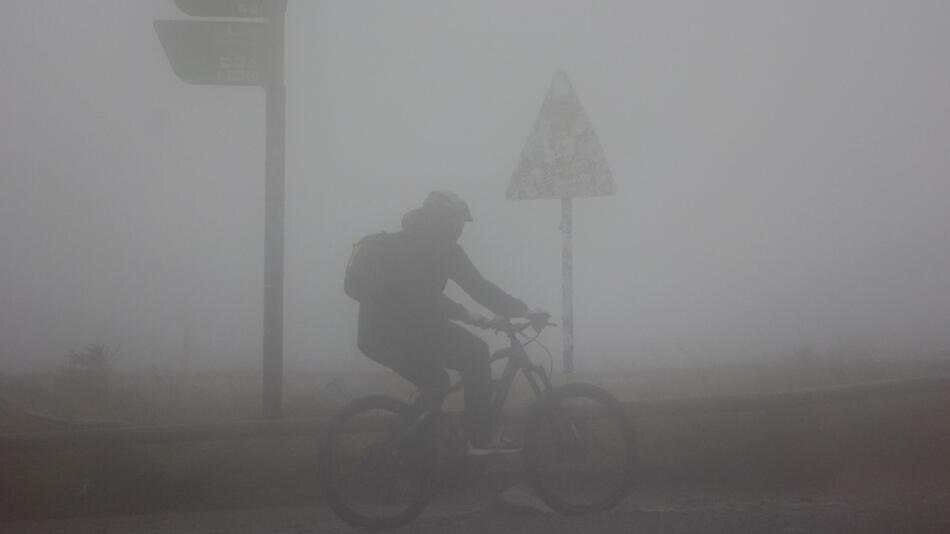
[508,70,613,375]
[561,197,574,374]
[157,0,289,418]
[262,0,286,419]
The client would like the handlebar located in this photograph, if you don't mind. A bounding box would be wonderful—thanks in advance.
[478,312,555,336]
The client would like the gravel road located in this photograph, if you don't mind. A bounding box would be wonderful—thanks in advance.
[7,488,950,533]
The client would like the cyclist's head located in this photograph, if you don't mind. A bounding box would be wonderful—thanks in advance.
[422,190,473,223]
[402,190,472,243]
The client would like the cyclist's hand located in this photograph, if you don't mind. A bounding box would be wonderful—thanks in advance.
[462,310,492,329]
[525,308,553,331]
[525,308,550,319]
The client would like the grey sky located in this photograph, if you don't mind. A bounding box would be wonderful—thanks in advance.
[2,1,950,372]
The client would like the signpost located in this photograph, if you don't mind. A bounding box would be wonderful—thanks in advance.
[154,21,265,85]
[155,0,287,418]
[173,0,278,18]
[508,70,615,374]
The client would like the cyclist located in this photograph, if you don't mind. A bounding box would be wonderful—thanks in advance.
[355,191,532,454]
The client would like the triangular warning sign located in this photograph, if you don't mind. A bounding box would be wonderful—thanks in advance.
[507,70,615,200]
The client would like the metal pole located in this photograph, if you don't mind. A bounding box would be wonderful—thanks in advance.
[262,1,286,419]
[561,197,574,374]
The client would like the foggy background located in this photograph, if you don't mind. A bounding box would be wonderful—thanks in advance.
[2,1,949,374]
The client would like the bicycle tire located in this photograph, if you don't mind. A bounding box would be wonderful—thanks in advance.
[320,395,438,529]
[523,382,637,515]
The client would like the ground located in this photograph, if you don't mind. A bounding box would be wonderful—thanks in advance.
[6,360,950,530]
[6,487,950,533]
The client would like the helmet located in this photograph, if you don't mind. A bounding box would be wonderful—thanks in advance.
[422,190,473,222]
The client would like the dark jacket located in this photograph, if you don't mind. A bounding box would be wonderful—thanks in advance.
[359,207,528,325]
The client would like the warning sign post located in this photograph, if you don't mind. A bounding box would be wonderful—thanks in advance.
[508,70,614,373]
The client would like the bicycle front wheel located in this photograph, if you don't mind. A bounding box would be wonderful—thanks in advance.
[524,383,637,515]
[320,395,437,529]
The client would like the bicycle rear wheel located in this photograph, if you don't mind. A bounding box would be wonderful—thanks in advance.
[524,383,636,515]
[320,395,437,529]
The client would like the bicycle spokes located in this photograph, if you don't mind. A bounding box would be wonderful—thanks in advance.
[526,384,635,514]
[325,403,434,523]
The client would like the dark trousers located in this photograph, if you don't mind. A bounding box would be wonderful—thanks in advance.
[358,308,493,446]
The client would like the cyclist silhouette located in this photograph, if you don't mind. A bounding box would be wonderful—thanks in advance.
[355,191,531,451]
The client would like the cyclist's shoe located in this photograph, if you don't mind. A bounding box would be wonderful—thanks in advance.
[465,434,521,456]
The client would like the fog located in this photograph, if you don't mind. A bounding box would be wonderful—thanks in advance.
[2,1,949,374]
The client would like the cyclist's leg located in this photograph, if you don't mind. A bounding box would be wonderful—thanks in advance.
[358,308,450,409]
[359,310,490,444]
[364,349,450,410]
[418,321,492,446]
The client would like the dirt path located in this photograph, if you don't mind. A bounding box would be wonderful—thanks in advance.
[7,489,950,533]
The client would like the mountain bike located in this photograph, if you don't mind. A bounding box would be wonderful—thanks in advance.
[319,312,637,529]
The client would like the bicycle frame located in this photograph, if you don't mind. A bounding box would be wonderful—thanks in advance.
[391,316,555,447]
[416,326,552,436]
[487,331,551,423]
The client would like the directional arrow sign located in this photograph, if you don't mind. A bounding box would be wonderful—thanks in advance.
[154,2,287,418]
[154,20,267,86]
[507,70,614,200]
[174,0,273,18]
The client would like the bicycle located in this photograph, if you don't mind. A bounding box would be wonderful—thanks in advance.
[318,312,637,529]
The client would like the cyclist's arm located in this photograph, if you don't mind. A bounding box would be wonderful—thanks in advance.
[448,245,529,318]
[436,293,468,321]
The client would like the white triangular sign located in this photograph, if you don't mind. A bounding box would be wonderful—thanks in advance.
[507,70,615,200]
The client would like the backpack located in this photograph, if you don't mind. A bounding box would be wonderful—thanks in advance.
[344,232,399,302]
